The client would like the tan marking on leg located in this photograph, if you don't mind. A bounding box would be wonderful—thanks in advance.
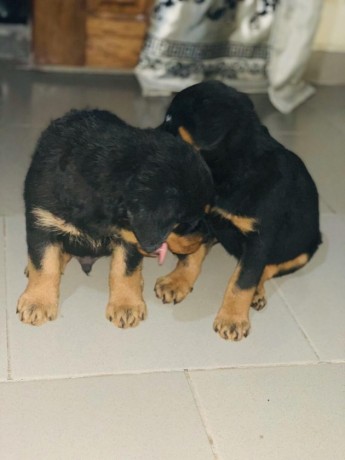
[166,232,204,255]
[211,207,258,234]
[106,245,147,329]
[32,207,102,250]
[119,229,138,245]
[17,245,62,326]
[251,253,309,311]
[251,274,267,311]
[178,126,196,146]
[213,264,255,341]
[60,252,72,274]
[155,243,209,304]
[271,253,309,277]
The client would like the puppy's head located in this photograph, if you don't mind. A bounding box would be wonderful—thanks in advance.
[124,132,213,254]
[160,80,255,150]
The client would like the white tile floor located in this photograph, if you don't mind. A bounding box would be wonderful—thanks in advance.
[0,65,344,459]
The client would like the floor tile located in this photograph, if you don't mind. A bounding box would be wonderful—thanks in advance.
[306,86,345,112]
[0,218,8,380]
[0,124,42,216]
[0,71,170,128]
[189,364,345,460]
[273,129,345,213]
[252,86,345,136]
[274,214,345,361]
[328,110,345,136]
[6,216,317,380]
[0,372,213,460]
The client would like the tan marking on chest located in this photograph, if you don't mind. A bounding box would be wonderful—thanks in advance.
[178,126,197,147]
[211,206,258,234]
[119,229,138,245]
[167,232,204,254]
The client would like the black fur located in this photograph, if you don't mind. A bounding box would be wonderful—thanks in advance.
[160,81,321,338]
[24,109,213,272]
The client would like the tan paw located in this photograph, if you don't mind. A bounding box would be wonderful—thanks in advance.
[154,275,193,304]
[17,294,58,326]
[251,293,267,311]
[213,315,250,341]
[106,302,147,329]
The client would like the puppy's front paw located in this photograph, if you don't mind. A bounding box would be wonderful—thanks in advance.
[106,302,147,329]
[251,292,267,311]
[213,314,250,341]
[154,275,193,304]
[17,293,58,326]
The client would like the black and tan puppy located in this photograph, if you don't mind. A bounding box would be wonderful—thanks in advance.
[158,80,321,341]
[17,109,213,328]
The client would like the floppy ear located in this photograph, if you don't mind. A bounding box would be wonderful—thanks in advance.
[188,92,254,150]
[125,196,176,253]
[192,102,232,149]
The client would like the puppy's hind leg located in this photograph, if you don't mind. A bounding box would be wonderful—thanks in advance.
[251,272,268,311]
[17,229,63,325]
[251,253,310,311]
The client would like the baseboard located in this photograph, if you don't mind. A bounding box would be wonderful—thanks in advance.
[306,50,345,85]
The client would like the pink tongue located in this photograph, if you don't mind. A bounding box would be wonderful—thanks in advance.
[155,242,168,265]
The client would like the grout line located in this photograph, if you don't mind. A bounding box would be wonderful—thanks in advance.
[2,361,341,385]
[2,218,12,380]
[319,196,337,214]
[5,310,12,381]
[0,360,330,383]
[185,370,220,460]
[1,216,12,380]
[0,360,342,386]
[272,279,321,360]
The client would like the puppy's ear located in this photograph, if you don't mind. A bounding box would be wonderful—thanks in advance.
[192,102,231,149]
[125,199,176,253]
[189,92,254,150]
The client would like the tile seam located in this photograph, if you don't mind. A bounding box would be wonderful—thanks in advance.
[7,360,338,383]
[185,370,221,460]
[2,218,12,380]
[2,361,344,385]
[272,279,321,360]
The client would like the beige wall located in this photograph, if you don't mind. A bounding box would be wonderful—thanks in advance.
[313,0,345,52]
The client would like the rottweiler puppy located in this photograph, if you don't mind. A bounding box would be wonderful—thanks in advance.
[158,80,321,341]
[17,109,213,328]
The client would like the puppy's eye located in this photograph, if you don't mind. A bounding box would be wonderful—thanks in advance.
[165,114,172,123]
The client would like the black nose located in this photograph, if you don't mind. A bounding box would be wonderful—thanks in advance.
[140,242,160,253]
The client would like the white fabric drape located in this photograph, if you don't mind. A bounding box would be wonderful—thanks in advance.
[267,0,323,113]
[135,0,323,113]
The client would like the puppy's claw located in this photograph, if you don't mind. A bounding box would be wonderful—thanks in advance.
[155,275,193,305]
[213,316,250,341]
[106,303,147,329]
[251,295,267,311]
[17,294,58,326]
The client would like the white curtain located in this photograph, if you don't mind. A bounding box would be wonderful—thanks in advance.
[135,0,323,113]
